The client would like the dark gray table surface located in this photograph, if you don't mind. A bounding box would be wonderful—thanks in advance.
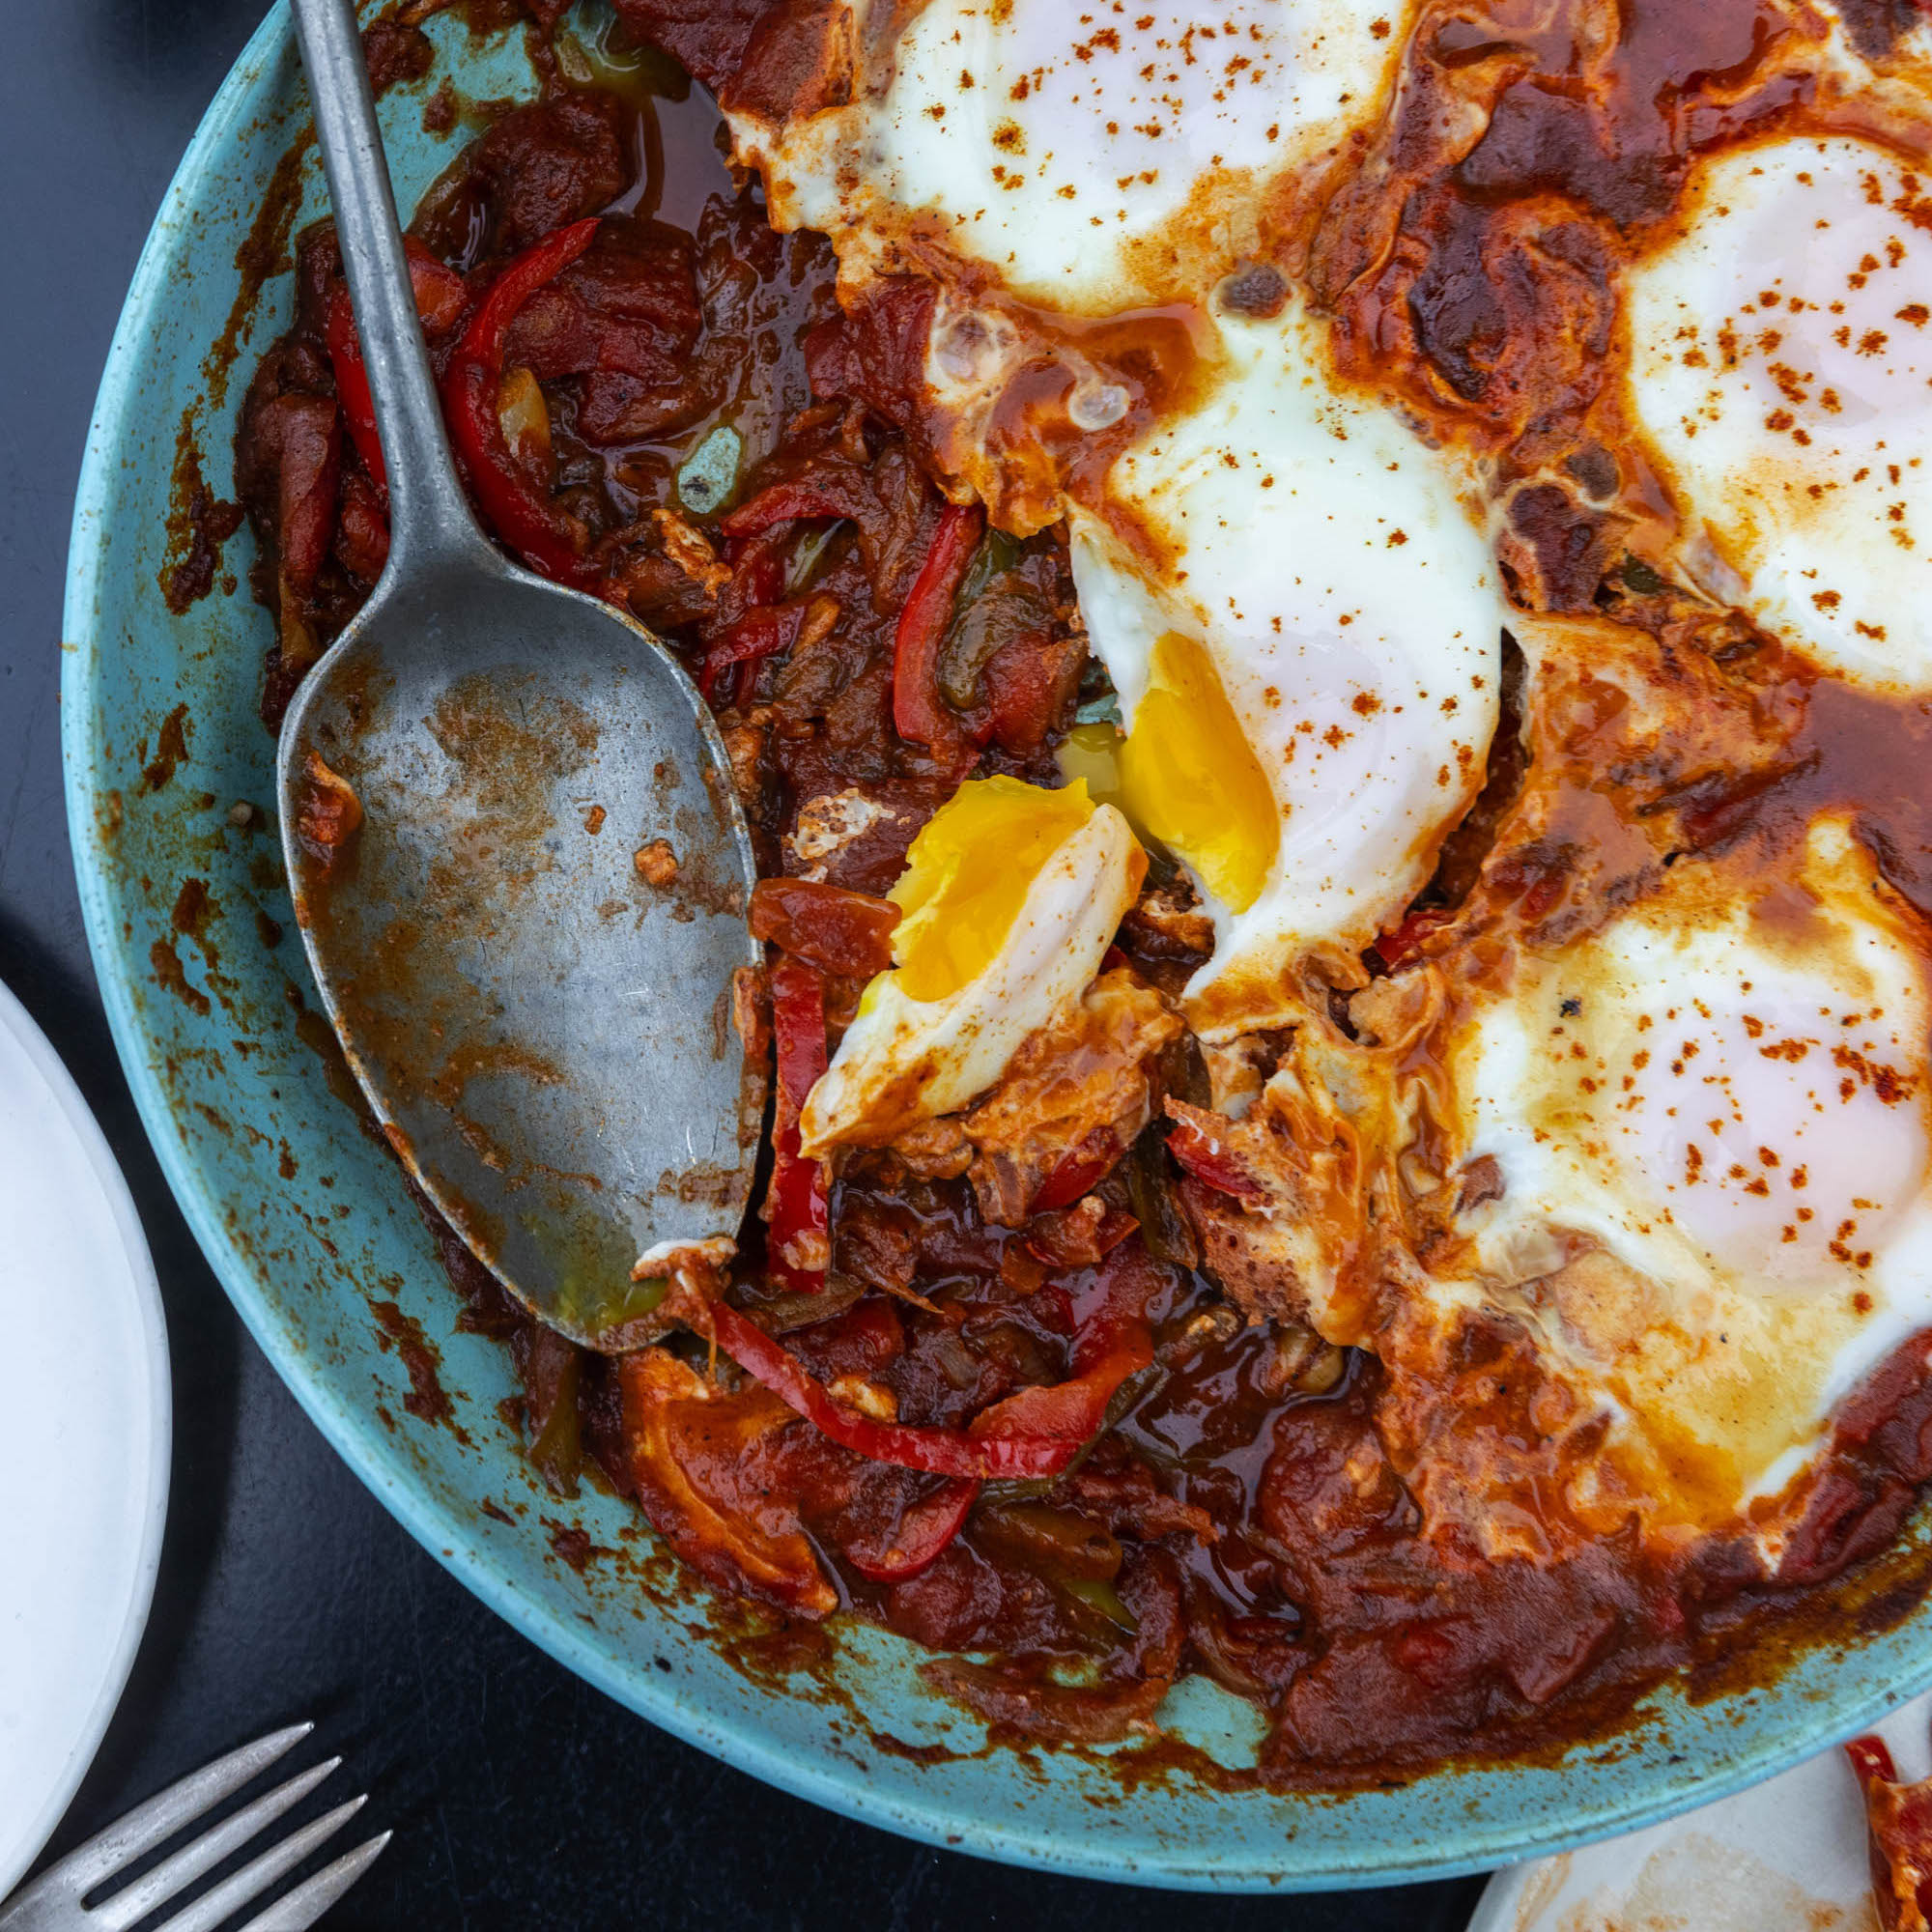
[0,3,1489,1923]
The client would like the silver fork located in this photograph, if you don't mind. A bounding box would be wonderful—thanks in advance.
[0,1725,388,1932]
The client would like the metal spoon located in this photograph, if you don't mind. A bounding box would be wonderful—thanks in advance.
[277,0,761,1348]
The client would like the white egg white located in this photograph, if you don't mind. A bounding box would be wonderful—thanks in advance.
[1073,297,1505,1038]
[733,0,1406,311]
[1435,803,1932,1534]
[1627,136,1932,693]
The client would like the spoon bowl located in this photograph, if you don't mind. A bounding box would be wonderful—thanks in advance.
[279,551,760,1347]
[276,0,760,1346]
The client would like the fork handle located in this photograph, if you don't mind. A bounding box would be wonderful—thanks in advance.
[288,0,496,582]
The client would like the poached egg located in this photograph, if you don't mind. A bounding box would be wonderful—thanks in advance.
[733,0,1406,310]
[800,777,1145,1150]
[1421,616,1932,1537]
[1069,297,1505,1039]
[1627,136,1932,694]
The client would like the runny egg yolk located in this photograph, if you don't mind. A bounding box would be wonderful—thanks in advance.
[1118,632,1279,915]
[888,776,1099,1002]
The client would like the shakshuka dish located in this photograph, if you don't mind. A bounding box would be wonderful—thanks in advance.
[234,0,1932,1785]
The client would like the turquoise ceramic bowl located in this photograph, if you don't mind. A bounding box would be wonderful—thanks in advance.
[59,2,1932,1888]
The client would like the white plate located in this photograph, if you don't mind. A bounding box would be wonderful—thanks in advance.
[1470,1690,1932,1931]
[0,978,169,1898]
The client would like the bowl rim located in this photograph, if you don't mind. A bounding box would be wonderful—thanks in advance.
[58,0,1932,1891]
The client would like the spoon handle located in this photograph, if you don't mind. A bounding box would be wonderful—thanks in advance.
[289,0,495,582]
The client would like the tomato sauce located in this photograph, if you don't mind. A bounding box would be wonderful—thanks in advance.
[230,0,1932,1785]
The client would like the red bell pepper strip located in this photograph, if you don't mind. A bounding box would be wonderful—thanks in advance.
[1376,905,1453,969]
[257,392,342,595]
[764,959,831,1293]
[724,531,789,611]
[695,530,792,705]
[1029,1128,1122,1215]
[967,1244,1157,1449]
[334,468,391,582]
[1025,1200,1139,1269]
[324,243,470,502]
[721,478,873,541]
[1847,1732,1932,1932]
[440,217,602,587]
[326,290,387,498]
[979,626,1080,755]
[1164,1101,1270,1205]
[707,1242,1158,1480]
[841,1477,979,1582]
[707,1301,1056,1479]
[403,239,469,336]
[1849,1734,1901,1788]
[699,605,803,703]
[749,878,899,980]
[893,503,982,751]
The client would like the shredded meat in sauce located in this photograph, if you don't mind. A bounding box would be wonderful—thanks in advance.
[233,0,1932,1782]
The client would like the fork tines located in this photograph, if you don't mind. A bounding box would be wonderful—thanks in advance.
[0,1724,388,1932]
